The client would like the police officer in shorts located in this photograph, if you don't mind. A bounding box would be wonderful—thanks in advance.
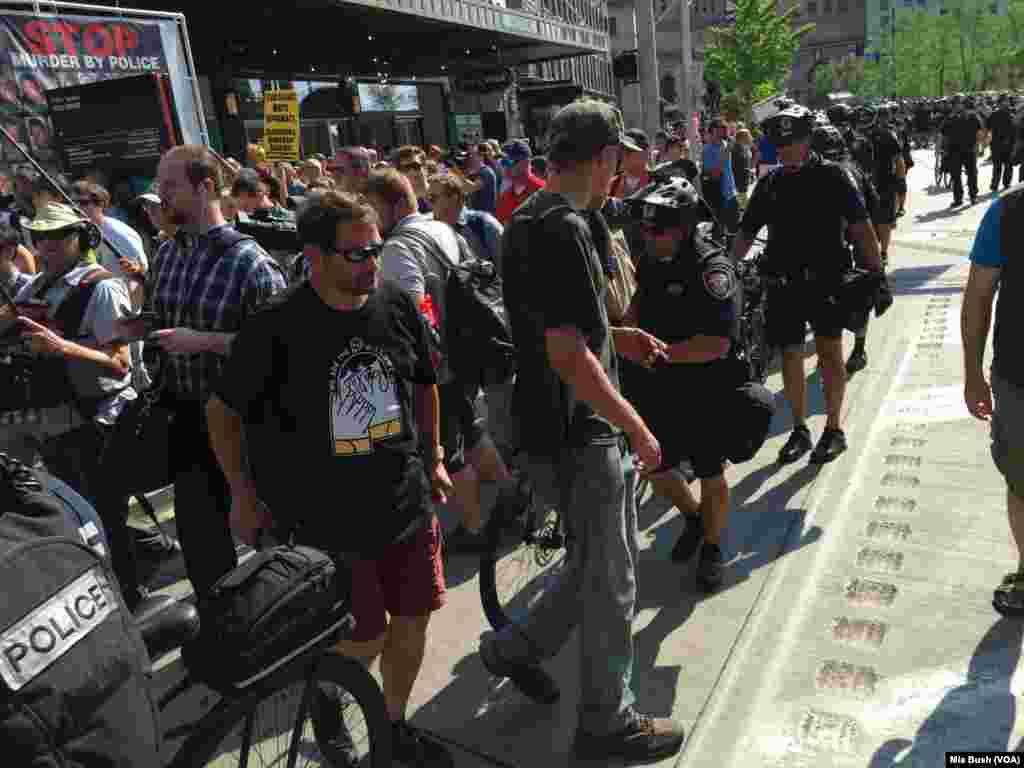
[622,178,740,591]
[733,106,884,466]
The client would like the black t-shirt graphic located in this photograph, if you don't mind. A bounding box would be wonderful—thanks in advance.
[215,280,438,557]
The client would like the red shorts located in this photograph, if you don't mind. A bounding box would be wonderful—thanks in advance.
[348,515,447,642]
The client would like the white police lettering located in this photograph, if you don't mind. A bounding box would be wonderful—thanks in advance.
[1,566,118,692]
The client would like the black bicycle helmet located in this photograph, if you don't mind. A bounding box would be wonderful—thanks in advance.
[630,177,701,231]
[826,103,852,126]
[856,105,876,126]
[764,104,814,145]
[811,124,848,161]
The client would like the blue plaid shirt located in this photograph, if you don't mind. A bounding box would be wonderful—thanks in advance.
[145,224,286,401]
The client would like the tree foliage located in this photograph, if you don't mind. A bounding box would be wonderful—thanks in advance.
[703,0,814,117]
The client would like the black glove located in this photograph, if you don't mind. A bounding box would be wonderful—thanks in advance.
[875,277,894,317]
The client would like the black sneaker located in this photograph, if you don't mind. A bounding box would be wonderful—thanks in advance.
[950,200,962,208]
[779,425,813,465]
[392,720,454,768]
[846,347,868,375]
[479,631,560,704]
[311,682,359,768]
[970,196,978,206]
[572,707,685,764]
[670,512,703,563]
[445,524,489,555]
[697,542,725,592]
[810,427,848,465]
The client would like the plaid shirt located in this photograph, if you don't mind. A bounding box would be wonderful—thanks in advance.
[145,224,286,401]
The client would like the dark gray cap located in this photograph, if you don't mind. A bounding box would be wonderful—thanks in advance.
[546,100,642,161]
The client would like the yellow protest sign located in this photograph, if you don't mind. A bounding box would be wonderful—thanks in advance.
[263,89,300,162]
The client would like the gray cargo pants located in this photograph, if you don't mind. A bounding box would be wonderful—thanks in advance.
[492,441,639,734]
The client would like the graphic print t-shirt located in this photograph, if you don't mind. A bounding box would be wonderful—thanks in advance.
[215,280,438,557]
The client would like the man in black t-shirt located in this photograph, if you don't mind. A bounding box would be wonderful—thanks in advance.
[484,100,686,765]
[988,95,1017,193]
[942,95,984,206]
[735,106,883,466]
[207,191,455,767]
[868,105,905,261]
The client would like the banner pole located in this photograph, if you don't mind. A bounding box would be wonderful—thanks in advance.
[0,128,126,263]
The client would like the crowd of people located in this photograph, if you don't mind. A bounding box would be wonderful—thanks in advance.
[4,83,1024,767]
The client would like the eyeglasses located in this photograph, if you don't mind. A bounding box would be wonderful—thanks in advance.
[326,241,384,263]
[399,161,423,173]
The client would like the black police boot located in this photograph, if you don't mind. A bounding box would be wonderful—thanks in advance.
[778,425,813,465]
[810,427,848,465]
[696,542,725,592]
[846,343,868,375]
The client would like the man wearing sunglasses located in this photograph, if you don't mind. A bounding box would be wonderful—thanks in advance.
[208,190,455,767]
[395,145,432,214]
[733,105,883,466]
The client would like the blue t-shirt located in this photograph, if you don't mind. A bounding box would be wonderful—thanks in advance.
[471,164,498,216]
[757,136,778,165]
[702,142,737,201]
[969,199,1006,267]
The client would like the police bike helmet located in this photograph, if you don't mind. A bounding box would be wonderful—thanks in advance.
[629,177,702,233]
[763,104,815,146]
[826,103,852,127]
[855,105,876,127]
[810,124,848,162]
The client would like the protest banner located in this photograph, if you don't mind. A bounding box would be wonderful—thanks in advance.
[263,89,299,162]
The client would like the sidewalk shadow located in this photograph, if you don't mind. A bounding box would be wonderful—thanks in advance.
[887,263,963,298]
[868,618,1024,766]
[633,464,822,719]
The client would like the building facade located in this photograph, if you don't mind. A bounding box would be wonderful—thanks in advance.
[786,0,866,103]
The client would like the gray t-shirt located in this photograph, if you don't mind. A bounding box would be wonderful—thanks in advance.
[380,213,462,381]
[16,265,136,425]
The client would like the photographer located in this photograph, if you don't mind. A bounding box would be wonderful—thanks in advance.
[12,203,145,607]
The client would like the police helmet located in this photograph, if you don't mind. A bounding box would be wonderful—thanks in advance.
[764,105,814,146]
[826,103,852,126]
[856,105,876,126]
[811,125,848,161]
[632,177,701,232]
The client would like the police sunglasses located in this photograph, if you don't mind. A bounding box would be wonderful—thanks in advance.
[32,227,79,242]
[326,241,384,263]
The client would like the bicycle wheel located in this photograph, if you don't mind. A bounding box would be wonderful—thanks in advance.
[480,501,569,631]
[746,305,770,384]
[177,654,391,768]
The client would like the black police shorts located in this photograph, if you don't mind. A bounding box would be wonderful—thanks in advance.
[633,365,726,480]
[894,178,908,195]
[874,191,898,226]
[439,380,485,474]
[766,282,846,349]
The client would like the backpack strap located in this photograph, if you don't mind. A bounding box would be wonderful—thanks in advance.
[53,267,115,340]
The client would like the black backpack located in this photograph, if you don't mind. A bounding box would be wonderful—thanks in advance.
[0,454,161,767]
[182,545,350,689]
[389,225,515,390]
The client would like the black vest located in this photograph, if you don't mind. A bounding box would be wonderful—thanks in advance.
[997,189,1024,386]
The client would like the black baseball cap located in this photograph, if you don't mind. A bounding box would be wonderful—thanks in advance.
[546,100,643,164]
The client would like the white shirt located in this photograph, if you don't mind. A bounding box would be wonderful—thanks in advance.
[98,216,148,278]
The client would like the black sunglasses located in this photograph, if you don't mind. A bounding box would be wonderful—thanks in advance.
[326,241,384,263]
[399,161,423,173]
[32,227,78,242]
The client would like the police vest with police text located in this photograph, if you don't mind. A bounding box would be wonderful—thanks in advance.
[0,455,161,766]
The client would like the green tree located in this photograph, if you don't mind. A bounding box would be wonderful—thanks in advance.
[703,0,814,118]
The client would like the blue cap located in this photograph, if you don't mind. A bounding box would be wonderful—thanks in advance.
[502,139,531,164]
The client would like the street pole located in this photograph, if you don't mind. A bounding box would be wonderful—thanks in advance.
[679,0,696,147]
[636,0,661,137]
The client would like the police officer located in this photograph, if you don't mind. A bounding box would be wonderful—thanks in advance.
[733,106,884,466]
[810,124,894,375]
[987,94,1017,193]
[621,178,739,591]
[867,104,905,262]
[942,94,984,207]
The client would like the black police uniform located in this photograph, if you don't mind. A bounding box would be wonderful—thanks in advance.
[942,107,983,203]
[869,124,903,225]
[629,231,740,478]
[988,104,1017,191]
[740,153,869,348]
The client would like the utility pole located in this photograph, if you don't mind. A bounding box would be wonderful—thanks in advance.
[636,0,661,137]
[679,0,696,146]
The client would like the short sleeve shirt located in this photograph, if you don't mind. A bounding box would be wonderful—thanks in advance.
[502,190,620,451]
[969,199,1005,268]
[214,280,437,557]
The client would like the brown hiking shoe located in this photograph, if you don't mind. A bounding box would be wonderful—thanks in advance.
[572,708,685,764]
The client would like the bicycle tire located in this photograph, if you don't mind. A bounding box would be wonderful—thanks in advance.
[175,654,391,768]
[480,501,569,632]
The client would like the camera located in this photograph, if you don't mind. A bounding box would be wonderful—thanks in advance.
[235,211,300,255]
